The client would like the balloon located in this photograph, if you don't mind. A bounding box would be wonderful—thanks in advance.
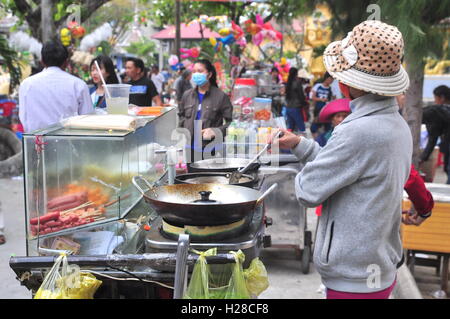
[253,32,263,46]
[170,62,183,71]
[168,55,179,66]
[244,19,261,35]
[71,25,86,39]
[231,21,244,39]
[218,34,235,46]
[274,58,291,83]
[180,47,200,59]
[79,23,113,51]
[245,14,283,46]
[219,28,231,37]
[60,28,72,46]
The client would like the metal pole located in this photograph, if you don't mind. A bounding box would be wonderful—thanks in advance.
[173,234,190,299]
[175,0,181,59]
[41,0,54,43]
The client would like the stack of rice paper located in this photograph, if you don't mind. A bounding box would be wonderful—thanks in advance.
[62,115,137,131]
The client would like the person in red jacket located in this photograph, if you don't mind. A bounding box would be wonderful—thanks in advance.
[402,165,434,226]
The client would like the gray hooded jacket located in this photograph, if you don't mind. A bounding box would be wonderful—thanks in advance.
[292,94,412,293]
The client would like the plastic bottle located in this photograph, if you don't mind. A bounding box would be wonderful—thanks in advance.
[236,121,246,156]
[226,122,237,157]
[247,121,259,156]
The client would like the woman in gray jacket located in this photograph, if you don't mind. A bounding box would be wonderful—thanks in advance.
[276,20,413,299]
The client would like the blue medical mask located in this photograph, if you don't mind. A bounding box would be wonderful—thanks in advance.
[192,72,208,87]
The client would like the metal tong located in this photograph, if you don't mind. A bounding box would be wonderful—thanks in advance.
[228,130,283,184]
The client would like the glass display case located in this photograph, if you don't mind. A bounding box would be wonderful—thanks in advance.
[22,108,177,256]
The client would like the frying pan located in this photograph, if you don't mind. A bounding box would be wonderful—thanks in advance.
[132,176,277,226]
[175,172,258,188]
[188,157,268,173]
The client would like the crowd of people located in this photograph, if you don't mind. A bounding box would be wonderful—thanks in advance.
[18,41,191,133]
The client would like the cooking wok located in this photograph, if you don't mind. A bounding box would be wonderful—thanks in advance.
[188,157,269,173]
[175,172,258,188]
[132,176,277,226]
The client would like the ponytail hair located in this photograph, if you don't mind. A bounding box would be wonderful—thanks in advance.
[194,59,218,87]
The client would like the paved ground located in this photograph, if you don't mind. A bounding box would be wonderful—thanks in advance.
[0,167,449,299]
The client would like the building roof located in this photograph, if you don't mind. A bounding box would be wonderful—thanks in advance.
[151,22,220,40]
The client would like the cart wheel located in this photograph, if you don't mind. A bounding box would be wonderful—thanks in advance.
[301,245,311,274]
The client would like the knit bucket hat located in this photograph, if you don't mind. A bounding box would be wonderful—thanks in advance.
[319,98,351,123]
[323,20,409,96]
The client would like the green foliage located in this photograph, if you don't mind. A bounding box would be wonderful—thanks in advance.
[321,0,450,72]
[268,0,313,24]
[312,45,326,58]
[125,38,157,66]
[378,0,450,72]
[0,33,21,93]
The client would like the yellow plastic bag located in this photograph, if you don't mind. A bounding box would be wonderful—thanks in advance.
[184,249,250,299]
[243,257,269,297]
[34,254,102,299]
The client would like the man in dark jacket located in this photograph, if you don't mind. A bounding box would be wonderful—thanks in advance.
[175,69,192,104]
[420,104,450,184]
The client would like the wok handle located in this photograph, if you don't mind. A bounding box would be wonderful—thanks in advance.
[255,175,266,191]
[132,175,154,196]
[255,183,278,206]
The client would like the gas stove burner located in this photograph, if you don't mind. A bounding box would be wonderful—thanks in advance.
[146,205,266,270]
[160,216,251,242]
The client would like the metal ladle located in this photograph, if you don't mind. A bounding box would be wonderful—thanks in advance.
[228,130,283,184]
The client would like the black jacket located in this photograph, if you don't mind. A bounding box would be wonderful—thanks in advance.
[285,78,307,108]
[421,104,450,166]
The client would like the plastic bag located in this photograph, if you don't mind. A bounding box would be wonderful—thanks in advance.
[243,257,269,297]
[184,248,250,299]
[34,254,102,299]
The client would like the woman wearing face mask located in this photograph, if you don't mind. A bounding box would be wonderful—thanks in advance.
[89,55,119,109]
[178,59,233,162]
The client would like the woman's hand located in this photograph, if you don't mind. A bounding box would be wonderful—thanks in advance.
[202,128,216,140]
[402,210,426,226]
[271,129,301,150]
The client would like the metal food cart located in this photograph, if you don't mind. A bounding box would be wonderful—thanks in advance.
[9,109,312,298]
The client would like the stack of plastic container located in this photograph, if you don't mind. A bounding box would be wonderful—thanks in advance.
[232,78,257,121]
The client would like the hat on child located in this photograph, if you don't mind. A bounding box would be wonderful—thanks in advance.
[319,98,351,123]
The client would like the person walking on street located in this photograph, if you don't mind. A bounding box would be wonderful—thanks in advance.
[310,72,334,137]
[285,67,308,132]
[19,41,93,133]
[420,106,450,184]
[275,20,412,299]
[125,58,162,107]
[150,65,165,96]
[175,69,193,104]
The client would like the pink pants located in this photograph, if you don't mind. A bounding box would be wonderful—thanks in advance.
[326,280,396,299]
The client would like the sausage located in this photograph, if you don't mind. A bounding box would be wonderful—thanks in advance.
[46,221,62,228]
[47,191,88,210]
[49,199,86,212]
[47,194,78,209]
[30,211,60,225]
